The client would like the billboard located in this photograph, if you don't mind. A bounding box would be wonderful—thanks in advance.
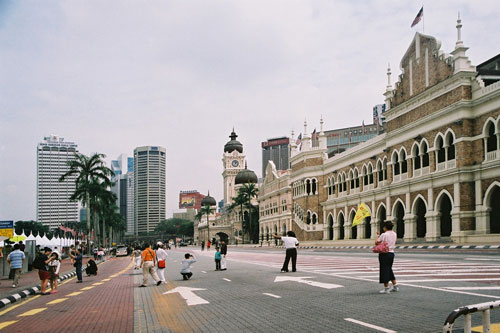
[179,191,205,210]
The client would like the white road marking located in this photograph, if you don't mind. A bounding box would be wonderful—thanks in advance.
[396,278,500,283]
[164,287,209,306]
[201,271,207,273]
[263,293,282,299]
[274,276,343,289]
[445,287,500,290]
[223,278,231,282]
[344,318,397,333]
[465,258,500,261]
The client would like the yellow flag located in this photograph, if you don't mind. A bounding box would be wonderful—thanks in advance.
[352,203,371,227]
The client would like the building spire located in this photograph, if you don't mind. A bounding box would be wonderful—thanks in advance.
[386,63,392,90]
[456,12,463,48]
[320,115,324,133]
[291,129,295,141]
[304,119,308,135]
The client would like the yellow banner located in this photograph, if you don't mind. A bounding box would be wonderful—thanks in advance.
[352,203,371,227]
[0,229,14,238]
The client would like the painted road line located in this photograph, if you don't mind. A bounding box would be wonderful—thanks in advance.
[274,276,343,290]
[102,278,111,281]
[17,308,47,317]
[164,287,209,306]
[471,323,500,332]
[263,293,282,299]
[80,287,94,290]
[67,292,82,296]
[397,278,500,283]
[201,271,207,274]
[446,287,500,290]
[92,282,104,286]
[0,295,41,317]
[46,298,68,305]
[109,275,118,278]
[344,318,396,333]
[0,320,18,330]
[223,278,231,282]
[465,258,500,261]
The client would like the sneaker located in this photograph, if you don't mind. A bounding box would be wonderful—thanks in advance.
[390,285,400,292]
[139,284,147,287]
[156,281,162,286]
[379,288,390,294]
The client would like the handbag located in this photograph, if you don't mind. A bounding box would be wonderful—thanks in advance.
[158,260,166,269]
[373,241,390,253]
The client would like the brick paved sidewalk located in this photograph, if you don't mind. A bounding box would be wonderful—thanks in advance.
[0,257,134,333]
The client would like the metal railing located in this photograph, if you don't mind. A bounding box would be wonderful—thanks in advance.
[443,300,500,333]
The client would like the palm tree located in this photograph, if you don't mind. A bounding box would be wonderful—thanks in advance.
[227,192,247,243]
[60,152,113,254]
[239,183,258,243]
[200,205,215,243]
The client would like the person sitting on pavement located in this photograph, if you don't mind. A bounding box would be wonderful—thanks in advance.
[7,244,26,288]
[140,243,161,287]
[85,259,98,276]
[47,251,61,293]
[180,253,197,280]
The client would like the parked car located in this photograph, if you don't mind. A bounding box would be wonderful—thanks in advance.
[178,242,188,247]
[116,246,128,256]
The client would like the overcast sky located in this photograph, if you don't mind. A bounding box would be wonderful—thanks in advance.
[1,0,499,221]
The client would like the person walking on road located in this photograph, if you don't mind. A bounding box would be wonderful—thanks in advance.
[376,221,399,294]
[214,247,222,271]
[180,253,197,280]
[72,248,83,283]
[201,241,205,251]
[220,240,227,270]
[273,231,299,273]
[140,244,161,287]
[132,247,142,270]
[7,244,25,288]
[156,242,168,284]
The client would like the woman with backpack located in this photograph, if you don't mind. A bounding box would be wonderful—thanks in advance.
[33,247,53,295]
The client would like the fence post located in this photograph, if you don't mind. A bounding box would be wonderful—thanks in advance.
[464,314,472,333]
[482,309,490,333]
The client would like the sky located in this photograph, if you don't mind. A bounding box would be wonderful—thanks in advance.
[1,0,499,221]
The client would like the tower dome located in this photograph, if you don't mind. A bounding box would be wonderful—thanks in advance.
[235,163,258,185]
[224,129,243,153]
[201,191,216,206]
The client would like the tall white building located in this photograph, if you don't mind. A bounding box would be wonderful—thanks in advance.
[36,135,79,229]
[110,154,135,235]
[134,146,166,234]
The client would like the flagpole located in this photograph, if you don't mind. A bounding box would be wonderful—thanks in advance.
[422,6,425,33]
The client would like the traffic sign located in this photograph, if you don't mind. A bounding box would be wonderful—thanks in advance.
[0,221,14,238]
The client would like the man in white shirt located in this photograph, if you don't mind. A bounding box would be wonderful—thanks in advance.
[273,231,299,272]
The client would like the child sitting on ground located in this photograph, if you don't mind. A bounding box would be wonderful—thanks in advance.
[180,253,197,280]
[214,247,221,271]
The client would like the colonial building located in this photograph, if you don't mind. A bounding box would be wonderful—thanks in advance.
[289,17,500,244]
[258,161,293,243]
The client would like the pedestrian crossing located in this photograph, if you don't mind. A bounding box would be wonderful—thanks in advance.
[191,249,500,299]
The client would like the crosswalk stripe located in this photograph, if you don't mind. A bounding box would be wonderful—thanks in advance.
[0,320,18,329]
[47,298,68,305]
[17,308,47,317]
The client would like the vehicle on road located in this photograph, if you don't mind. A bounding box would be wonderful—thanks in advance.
[116,246,128,256]
[179,242,188,247]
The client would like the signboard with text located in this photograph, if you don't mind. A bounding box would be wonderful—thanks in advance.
[0,220,14,238]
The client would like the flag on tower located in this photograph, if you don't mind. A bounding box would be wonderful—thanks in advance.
[411,7,424,28]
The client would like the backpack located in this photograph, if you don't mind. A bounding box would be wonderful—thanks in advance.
[32,254,45,270]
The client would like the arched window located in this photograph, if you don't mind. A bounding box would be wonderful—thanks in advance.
[401,150,407,174]
[377,160,383,182]
[337,175,343,193]
[422,141,430,167]
[312,213,317,224]
[327,178,332,196]
[331,176,336,194]
[393,152,400,175]
[349,170,354,190]
[342,173,347,192]
[306,211,311,224]
[311,179,317,194]
[306,179,311,195]
[446,133,455,160]
[486,121,498,152]
[354,169,359,188]
[368,164,374,184]
[363,166,368,186]
[436,136,445,163]
[413,144,421,170]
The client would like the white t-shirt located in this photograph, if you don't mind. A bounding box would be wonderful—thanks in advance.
[156,248,168,262]
[377,231,397,253]
[281,236,299,249]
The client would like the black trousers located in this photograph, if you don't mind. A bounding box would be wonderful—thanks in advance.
[378,252,395,283]
[282,248,297,272]
[181,272,193,280]
[215,259,221,270]
[75,264,83,282]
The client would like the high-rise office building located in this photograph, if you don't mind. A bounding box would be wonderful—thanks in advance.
[261,137,290,177]
[36,135,79,229]
[134,146,166,234]
[110,154,135,235]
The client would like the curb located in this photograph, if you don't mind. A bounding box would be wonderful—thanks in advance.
[269,244,500,250]
[0,257,109,309]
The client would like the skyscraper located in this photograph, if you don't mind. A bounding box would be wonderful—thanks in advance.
[110,154,135,235]
[134,146,166,234]
[36,135,79,229]
[261,137,290,177]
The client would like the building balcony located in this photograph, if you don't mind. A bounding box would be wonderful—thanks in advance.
[486,150,499,162]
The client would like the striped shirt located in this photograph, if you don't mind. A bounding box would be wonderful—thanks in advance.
[8,250,25,269]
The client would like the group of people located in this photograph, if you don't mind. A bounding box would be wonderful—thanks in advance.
[273,226,399,295]
[32,247,64,294]
[133,242,168,287]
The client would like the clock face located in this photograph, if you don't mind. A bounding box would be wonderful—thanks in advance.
[232,160,239,167]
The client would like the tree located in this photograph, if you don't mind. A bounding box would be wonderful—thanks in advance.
[155,218,194,240]
[200,205,215,242]
[227,192,247,243]
[59,152,113,255]
[239,183,259,243]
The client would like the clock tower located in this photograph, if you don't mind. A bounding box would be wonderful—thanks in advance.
[222,129,245,206]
